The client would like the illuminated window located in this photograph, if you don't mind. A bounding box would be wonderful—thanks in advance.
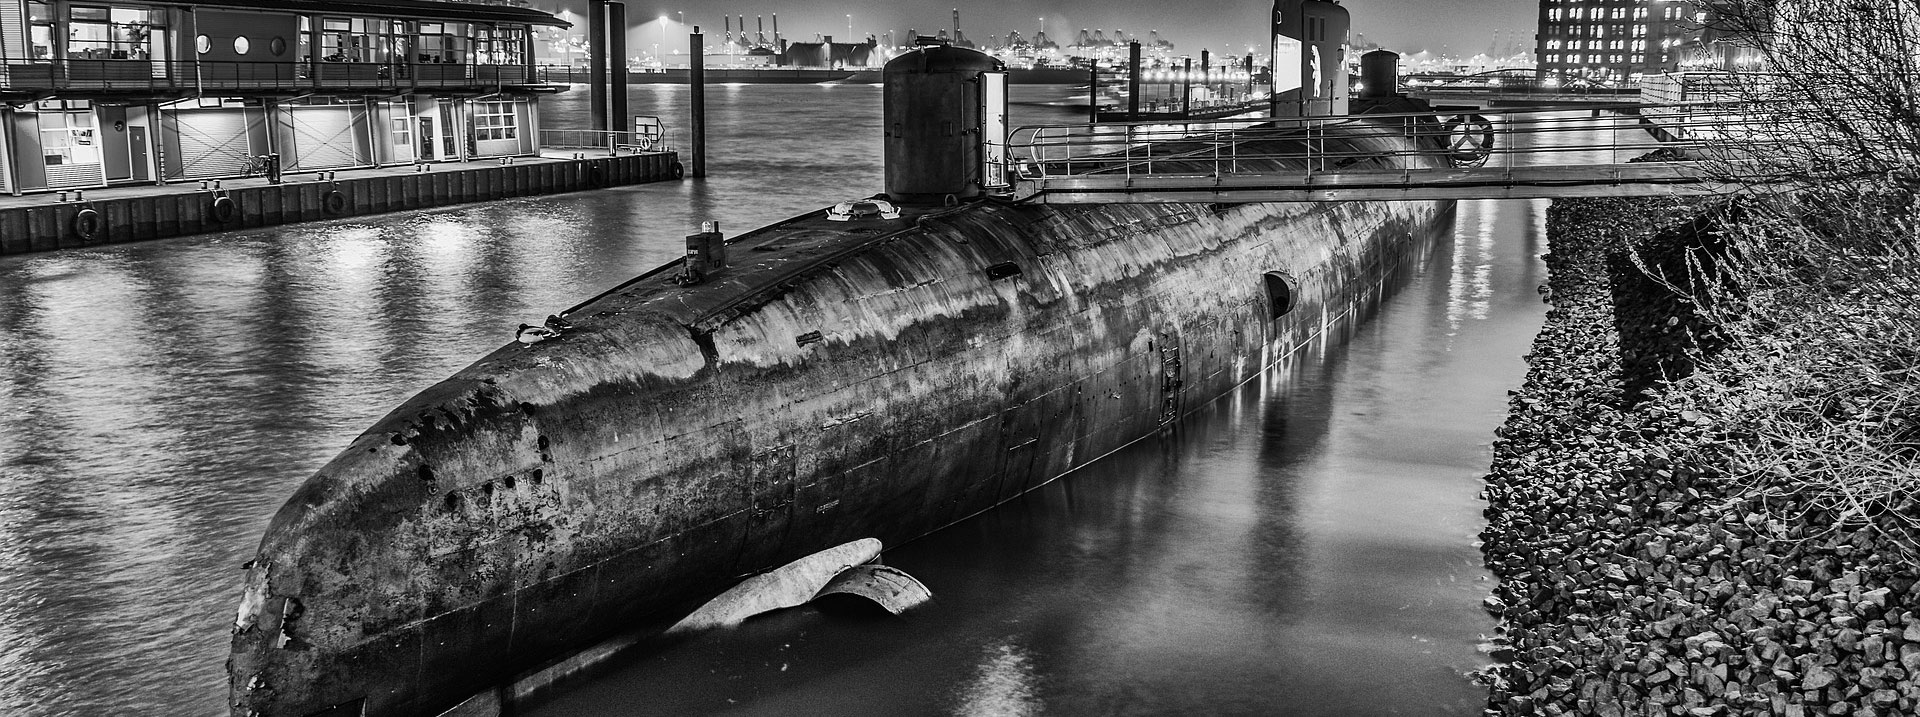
[474,26,526,65]
[26,1,53,59]
[416,21,471,64]
[66,5,162,61]
[36,103,99,167]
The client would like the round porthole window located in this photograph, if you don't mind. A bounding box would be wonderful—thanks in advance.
[269,37,287,56]
[195,34,210,54]
[233,36,251,55]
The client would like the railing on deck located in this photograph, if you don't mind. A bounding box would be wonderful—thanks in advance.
[1007,102,1785,202]
[0,59,549,93]
[538,127,675,153]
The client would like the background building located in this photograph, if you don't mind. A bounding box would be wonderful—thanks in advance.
[0,0,566,194]
[1533,0,1715,83]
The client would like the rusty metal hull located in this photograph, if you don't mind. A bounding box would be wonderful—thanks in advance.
[229,123,1452,717]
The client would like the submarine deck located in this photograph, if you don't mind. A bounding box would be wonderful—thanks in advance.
[558,204,938,334]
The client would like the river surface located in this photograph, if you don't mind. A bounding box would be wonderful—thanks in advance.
[0,85,1547,716]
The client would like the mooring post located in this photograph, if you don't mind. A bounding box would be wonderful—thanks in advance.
[1182,57,1193,117]
[588,0,607,132]
[691,27,707,178]
[1127,41,1142,121]
[1200,49,1210,103]
[607,1,627,140]
[1088,64,1099,124]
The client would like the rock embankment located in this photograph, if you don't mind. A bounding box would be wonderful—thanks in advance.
[1477,197,1920,717]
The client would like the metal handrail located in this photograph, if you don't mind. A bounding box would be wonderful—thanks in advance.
[538,127,676,153]
[1008,101,1783,188]
[0,58,548,92]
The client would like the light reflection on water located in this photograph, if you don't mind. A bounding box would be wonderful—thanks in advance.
[0,87,1556,716]
[523,196,1551,717]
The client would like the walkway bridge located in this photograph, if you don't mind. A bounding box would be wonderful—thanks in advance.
[1005,103,1768,204]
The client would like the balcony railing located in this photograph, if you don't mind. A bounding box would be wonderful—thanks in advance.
[0,59,545,93]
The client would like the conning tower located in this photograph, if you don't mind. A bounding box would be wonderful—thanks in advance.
[1360,49,1401,99]
[1270,0,1351,118]
[883,42,1008,205]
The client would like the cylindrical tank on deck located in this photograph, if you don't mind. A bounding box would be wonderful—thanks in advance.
[1361,50,1400,98]
[884,44,1007,205]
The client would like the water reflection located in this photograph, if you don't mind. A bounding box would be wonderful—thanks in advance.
[953,639,1043,717]
[0,86,1556,716]
[526,195,1549,716]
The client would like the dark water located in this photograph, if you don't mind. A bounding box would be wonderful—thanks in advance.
[0,84,1546,716]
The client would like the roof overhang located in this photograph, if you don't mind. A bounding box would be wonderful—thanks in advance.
[178,0,570,28]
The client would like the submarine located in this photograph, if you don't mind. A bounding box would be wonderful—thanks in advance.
[228,4,1461,716]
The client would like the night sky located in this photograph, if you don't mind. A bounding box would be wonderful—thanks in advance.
[527,0,1541,58]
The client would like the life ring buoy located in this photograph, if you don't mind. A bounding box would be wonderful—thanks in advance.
[1441,114,1496,167]
[210,195,237,223]
[670,162,685,180]
[322,189,348,216]
[71,208,101,242]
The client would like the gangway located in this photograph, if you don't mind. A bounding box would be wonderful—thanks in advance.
[1006,103,1776,204]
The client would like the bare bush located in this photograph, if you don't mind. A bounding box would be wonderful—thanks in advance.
[1659,0,1920,552]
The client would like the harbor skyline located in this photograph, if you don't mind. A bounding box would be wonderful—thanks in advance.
[526,0,1539,60]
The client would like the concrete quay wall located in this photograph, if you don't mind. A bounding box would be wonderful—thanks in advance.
[0,152,680,256]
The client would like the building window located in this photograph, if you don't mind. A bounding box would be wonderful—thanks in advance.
[475,26,526,65]
[27,1,54,60]
[317,18,397,63]
[37,105,99,166]
[417,22,470,64]
[473,101,516,141]
[67,5,158,60]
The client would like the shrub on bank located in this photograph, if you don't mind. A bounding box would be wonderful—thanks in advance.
[1479,184,1920,717]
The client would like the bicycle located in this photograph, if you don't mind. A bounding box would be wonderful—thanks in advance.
[241,154,271,177]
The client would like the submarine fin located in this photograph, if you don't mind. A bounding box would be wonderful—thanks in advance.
[666,538,883,635]
[809,564,932,615]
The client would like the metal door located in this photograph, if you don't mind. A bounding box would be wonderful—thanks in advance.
[416,116,435,160]
[128,126,148,181]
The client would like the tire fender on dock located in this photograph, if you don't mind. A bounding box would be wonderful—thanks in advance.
[210,194,237,224]
[322,189,349,216]
[70,207,101,241]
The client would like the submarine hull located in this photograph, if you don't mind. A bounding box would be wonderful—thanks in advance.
[229,123,1451,717]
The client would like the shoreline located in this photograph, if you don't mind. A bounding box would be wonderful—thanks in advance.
[1478,196,1920,716]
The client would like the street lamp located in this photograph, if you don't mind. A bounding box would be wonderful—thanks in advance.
[847,14,853,40]
[659,15,668,58]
